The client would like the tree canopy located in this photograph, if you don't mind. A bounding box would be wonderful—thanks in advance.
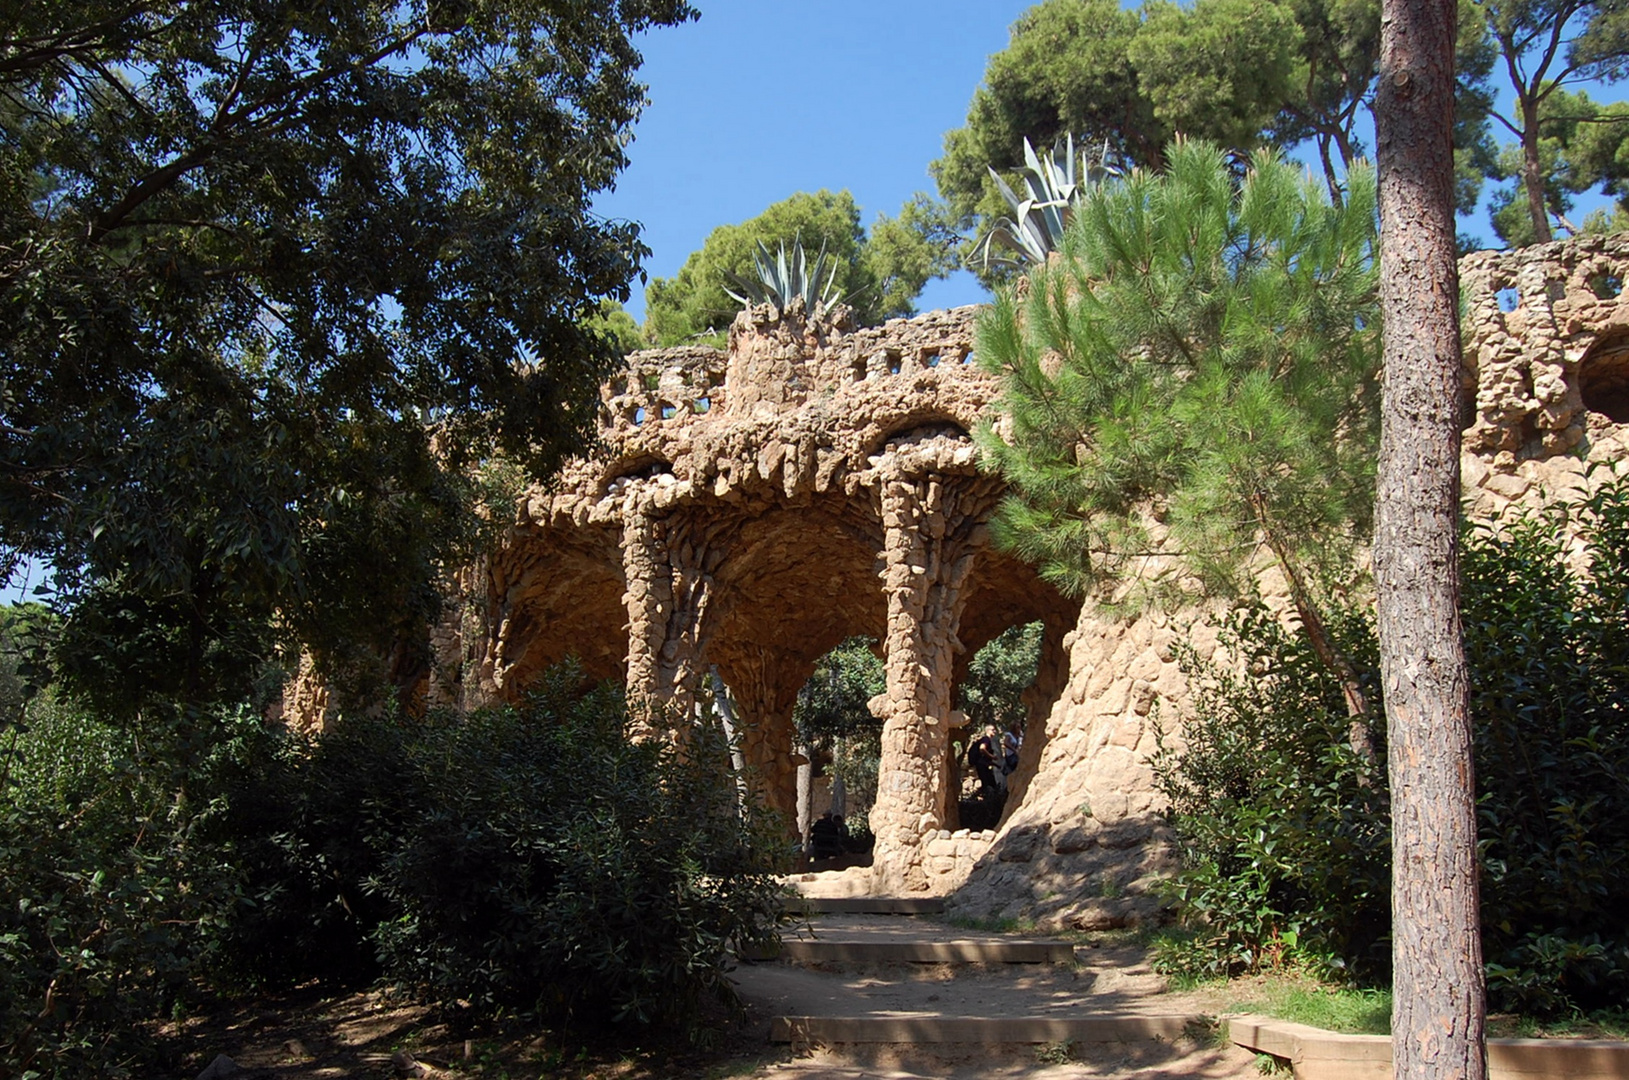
[1475,0,1629,243]
[643,190,956,347]
[977,140,1380,733]
[933,0,1497,264]
[0,0,694,714]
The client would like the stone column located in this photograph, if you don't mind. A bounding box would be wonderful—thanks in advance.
[868,469,1000,893]
[620,499,735,737]
[715,646,807,832]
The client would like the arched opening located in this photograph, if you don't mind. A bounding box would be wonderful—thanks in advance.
[598,455,674,497]
[866,417,973,459]
[954,622,1043,832]
[791,636,884,869]
[1581,330,1629,424]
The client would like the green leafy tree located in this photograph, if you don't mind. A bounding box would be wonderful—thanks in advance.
[0,0,694,715]
[934,0,1494,260]
[931,0,1158,235]
[976,141,1381,747]
[957,622,1042,732]
[586,300,650,356]
[793,637,886,816]
[643,191,952,346]
[1478,0,1629,243]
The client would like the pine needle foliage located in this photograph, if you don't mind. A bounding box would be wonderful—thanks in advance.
[975,141,1379,614]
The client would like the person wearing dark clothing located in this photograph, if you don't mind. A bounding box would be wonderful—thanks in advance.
[970,726,999,794]
[809,811,843,859]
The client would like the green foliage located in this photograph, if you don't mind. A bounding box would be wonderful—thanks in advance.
[643,190,953,345]
[1,665,786,1076]
[931,0,1158,233]
[1129,0,1303,154]
[0,0,695,714]
[976,141,1379,614]
[226,670,787,1032]
[975,135,1120,272]
[957,623,1043,732]
[1,699,268,1077]
[585,300,651,356]
[1466,481,1629,1016]
[1154,478,1629,1015]
[1474,0,1629,243]
[933,0,1493,262]
[1150,601,1387,983]
[794,638,886,814]
[722,238,842,311]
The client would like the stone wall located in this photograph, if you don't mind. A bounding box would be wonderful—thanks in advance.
[287,235,1629,912]
[944,234,1629,927]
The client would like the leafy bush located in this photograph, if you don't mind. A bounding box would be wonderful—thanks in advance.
[0,699,261,1078]
[1150,599,1388,982]
[1154,476,1629,1015]
[2,662,786,1077]
[225,670,787,1033]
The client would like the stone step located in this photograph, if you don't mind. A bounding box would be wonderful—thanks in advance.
[794,897,945,915]
[769,1013,1204,1045]
[751,938,1075,964]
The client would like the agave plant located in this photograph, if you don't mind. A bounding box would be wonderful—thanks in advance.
[723,236,843,312]
[973,133,1119,272]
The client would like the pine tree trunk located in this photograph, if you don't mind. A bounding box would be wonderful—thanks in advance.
[1521,95,1553,244]
[1375,0,1487,1077]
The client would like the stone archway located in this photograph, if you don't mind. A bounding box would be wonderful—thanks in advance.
[401,300,1085,889]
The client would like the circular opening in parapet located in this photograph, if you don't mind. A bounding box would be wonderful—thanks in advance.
[1580,330,1629,424]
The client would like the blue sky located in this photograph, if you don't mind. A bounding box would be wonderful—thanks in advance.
[598,1,1622,327]
[594,1,1033,322]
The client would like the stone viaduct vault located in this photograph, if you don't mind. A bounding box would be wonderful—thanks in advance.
[421,300,1080,893]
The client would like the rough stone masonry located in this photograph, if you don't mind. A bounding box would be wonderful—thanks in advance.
[287,234,1629,916]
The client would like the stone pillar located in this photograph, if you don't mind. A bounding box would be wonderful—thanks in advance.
[868,470,1000,893]
[620,500,734,736]
[716,646,806,832]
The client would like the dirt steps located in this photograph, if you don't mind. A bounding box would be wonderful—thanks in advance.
[736,908,1214,1059]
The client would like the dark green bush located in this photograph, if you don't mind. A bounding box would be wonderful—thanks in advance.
[224,670,787,1033]
[2,664,786,1077]
[1154,476,1629,1015]
[0,700,260,1078]
[1150,599,1388,982]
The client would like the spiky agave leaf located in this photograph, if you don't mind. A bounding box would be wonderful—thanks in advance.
[723,236,843,312]
[975,134,1121,273]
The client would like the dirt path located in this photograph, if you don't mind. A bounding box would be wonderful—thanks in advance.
[167,925,1261,1080]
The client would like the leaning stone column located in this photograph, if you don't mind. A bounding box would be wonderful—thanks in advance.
[868,467,999,893]
[619,496,733,737]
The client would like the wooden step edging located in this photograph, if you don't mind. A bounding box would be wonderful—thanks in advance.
[770,1014,1201,1045]
[794,897,946,915]
[1228,1014,1629,1080]
[752,939,1075,964]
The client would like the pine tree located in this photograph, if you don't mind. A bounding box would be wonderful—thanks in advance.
[976,141,1381,752]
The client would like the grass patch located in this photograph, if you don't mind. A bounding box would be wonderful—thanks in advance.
[944,914,1037,934]
[1220,976,1391,1035]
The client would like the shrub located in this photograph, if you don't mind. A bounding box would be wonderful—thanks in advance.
[224,669,787,1033]
[1154,476,1629,1014]
[1150,599,1388,982]
[0,699,260,1078]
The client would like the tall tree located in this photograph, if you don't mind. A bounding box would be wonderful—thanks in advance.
[0,0,695,714]
[1478,0,1629,242]
[1374,0,1486,1078]
[976,141,1382,751]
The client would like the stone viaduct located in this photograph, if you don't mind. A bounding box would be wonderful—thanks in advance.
[293,233,1629,912]
[420,298,1079,894]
